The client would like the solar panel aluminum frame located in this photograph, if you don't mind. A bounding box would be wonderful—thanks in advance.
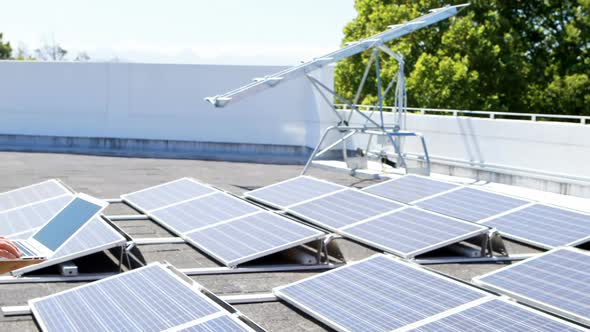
[28,262,232,332]
[182,213,326,268]
[285,189,406,232]
[11,216,127,276]
[478,203,590,250]
[274,254,492,332]
[243,175,347,210]
[338,207,490,259]
[121,177,220,213]
[473,247,590,327]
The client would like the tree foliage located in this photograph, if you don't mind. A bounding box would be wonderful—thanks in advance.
[336,0,590,115]
[0,33,11,59]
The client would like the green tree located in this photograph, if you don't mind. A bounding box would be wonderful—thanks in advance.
[336,0,590,115]
[0,33,12,59]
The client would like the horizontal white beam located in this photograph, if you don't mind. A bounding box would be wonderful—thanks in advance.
[105,215,150,221]
[134,237,185,245]
[220,293,277,304]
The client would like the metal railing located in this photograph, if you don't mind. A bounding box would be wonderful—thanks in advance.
[334,104,590,125]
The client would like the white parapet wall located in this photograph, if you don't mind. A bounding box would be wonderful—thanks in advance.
[0,61,333,163]
[1,61,589,196]
[334,110,590,197]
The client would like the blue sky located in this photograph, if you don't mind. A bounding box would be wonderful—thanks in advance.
[1,0,357,65]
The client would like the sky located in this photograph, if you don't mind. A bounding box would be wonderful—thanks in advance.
[0,0,357,65]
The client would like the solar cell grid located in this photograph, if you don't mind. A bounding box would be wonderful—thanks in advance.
[288,189,404,230]
[245,176,344,208]
[474,248,590,326]
[0,194,73,237]
[275,255,487,332]
[30,264,224,332]
[342,207,488,258]
[150,192,259,234]
[480,204,590,249]
[416,187,529,222]
[407,298,585,332]
[0,180,70,211]
[122,178,215,212]
[185,211,324,266]
[363,175,459,204]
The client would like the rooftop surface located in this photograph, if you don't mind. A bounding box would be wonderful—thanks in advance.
[0,151,579,331]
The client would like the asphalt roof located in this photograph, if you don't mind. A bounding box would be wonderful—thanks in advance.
[0,151,557,331]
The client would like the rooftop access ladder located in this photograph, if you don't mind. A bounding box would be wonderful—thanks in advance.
[206,4,468,177]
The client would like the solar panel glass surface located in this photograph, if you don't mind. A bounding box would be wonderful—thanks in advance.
[342,207,487,258]
[416,187,529,222]
[410,298,584,332]
[275,255,487,331]
[289,189,403,230]
[245,176,344,208]
[31,264,223,332]
[0,180,70,211]
[364,175,458,204]
[150,192,259,234]
[474,248,590,326]
[185,211,323,266]
[481,204,590,249]
[123,178,215,212]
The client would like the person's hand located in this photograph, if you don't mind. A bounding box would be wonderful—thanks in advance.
[0,237,20,259]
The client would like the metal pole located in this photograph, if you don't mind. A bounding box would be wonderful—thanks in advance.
[106,215,150,221]
[302,126,338,175]
[375,49,384,129]
[179,263,342,276]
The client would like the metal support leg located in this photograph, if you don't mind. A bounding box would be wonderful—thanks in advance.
[302,126,339,175]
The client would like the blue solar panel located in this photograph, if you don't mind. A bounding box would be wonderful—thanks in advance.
[122,178,215,212]
[474,248,590,326]
[245,176,345,208]
[363,175,459,204]
[185,211,324,267]
[150,192,259,234]
[0,179,70,212]
[410,298,585,331]
[275,255,488,331]
[416,187,529,222]
[341,207,488,258]
[1,194,73,238]
[176,315,254,332]
[289,189,404,230]
[480,204,590,249]
[30,264,225,332]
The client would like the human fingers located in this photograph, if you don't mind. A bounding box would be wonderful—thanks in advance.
[0,249,17,259]
[0,241,20,258]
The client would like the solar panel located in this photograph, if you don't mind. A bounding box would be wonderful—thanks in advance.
[407,298,585,331]
[0,179,71,212]
[474,247,590,326]
[1,194,74,238]
[480,204,590,249]
[150,192,259,234]
[341,207,488,258]
[363,175,459,204]
[244,176,345,208]
[122,178,215,212]
[184,211,324,267]
[416,187,529,222]
[275,254,489,331]
[288,189,404,230]
[30,263,229,332]
[140,184,325,267]
[173,315,255,332]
